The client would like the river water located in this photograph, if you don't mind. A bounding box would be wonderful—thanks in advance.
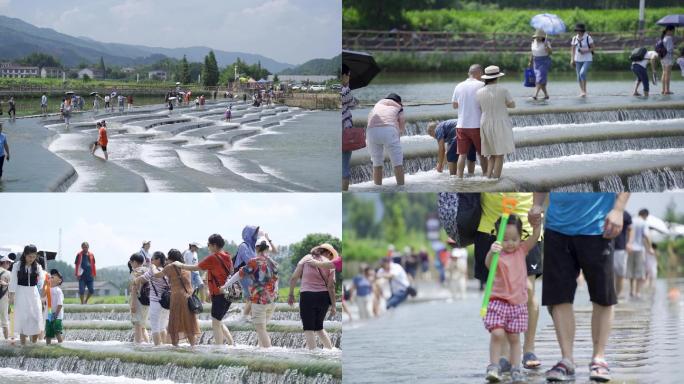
[342,278,684,384]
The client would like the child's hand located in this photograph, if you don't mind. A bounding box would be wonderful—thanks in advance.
[490,242,502,254]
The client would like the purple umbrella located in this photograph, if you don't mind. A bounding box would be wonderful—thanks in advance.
[656,14,684,26]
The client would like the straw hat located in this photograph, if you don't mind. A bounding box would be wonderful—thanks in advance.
[480,65,506,80]
[532,29,547,39]
[311,243,339,260]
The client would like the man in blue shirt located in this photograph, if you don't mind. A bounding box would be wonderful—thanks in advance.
[427,119,477,176]
[529,192,629,383]
[0,123,9,180]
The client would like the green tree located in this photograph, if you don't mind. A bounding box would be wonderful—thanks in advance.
[179,55,191,84]
[99,56,106,80]
[82,74,90,82]
[380,194,409,244]
[289,233,341,267]
[273,74,279,83]
[343,194,378,238]
[202,50,219,86]
[19,53,62,69]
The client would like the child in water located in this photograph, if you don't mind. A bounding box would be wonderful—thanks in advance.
[484,214,541,383]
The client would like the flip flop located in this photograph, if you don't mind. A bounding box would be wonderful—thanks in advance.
[523,352,541,369]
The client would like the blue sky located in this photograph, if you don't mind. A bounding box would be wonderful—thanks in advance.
[0,0,341,64]
[0,193,341,268]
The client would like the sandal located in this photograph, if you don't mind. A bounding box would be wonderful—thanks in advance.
[523,351,541,369]
[546,359,575,382]
[589,359,611,382]
[486,363,501,383]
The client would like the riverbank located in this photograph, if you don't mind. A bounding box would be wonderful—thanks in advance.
[371,50,654,73]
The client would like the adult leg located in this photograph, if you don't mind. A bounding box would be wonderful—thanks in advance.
[373,166,383,185]
[524,276,540,358]
[448,161,457,176]
[550,303,576,362]
[304,330,317,349]
[492,155,504,178]
[78,278,85,304]
[85,278,93,303]
[0,155,4,179]
[316,329,333,349]
[393,165,405,186]
[479,155,488,176]
[591,303,613,361]
[211,318,224,345]
[456,155,466,178]
[222,323,233,345]
[255,323,271,348]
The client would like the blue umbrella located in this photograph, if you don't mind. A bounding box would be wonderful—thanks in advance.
[656,14,684,26]
[530,13,566,35]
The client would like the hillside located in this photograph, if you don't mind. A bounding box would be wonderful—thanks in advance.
[0,15,294,72]
[279,55,341,75]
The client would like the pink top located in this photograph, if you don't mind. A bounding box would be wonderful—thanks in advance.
[491,243,529,305]
[300,260,335,292]
[332,257,342,272]
[367,99,405,131]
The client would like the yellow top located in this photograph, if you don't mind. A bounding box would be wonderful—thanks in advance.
[478,193,541,238]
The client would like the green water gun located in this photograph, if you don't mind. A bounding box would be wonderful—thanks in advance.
[480,197,518,318]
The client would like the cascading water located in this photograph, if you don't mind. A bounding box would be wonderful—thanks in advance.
[350,106,684,191]
[0,356,339,384]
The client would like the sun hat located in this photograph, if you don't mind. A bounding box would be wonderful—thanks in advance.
[532,29,547,39]
[142,240,151,245]
[0,255,11,263]
[480,65,506,79]
[311,243,339,260]
[574,23,586,32]
[189,242,201,248]
[385,93,402,105]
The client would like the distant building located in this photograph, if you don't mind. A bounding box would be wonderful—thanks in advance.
[77,68,104,80]
[0,62,40,78]
[61,281,120,298]
[41,67,64,79]
[121,67,136,74]
[148,70,167,81]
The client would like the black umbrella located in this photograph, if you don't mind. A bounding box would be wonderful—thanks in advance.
[89,92,99,96]
[65,91,75,95]
[656,14,684,26]
[343,49,381,90]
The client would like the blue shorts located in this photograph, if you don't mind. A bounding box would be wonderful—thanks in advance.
[79,274,94,295]
[446,143,476,163]
[191,271,203,290]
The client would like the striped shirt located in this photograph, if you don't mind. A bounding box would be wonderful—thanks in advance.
[341,85,353,130]
[142,266,169,302]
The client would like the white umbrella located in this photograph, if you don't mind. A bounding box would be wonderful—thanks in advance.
[646,215,670,234]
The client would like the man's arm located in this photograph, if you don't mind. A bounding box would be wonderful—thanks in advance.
[4,140,9,161]
[436,139,446,172]
[604,193,630,239]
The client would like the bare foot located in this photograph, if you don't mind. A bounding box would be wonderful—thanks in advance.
[632,92,641,96]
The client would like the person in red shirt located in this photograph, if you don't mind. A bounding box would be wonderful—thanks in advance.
[90,121,108,160]
[173,233,234,346]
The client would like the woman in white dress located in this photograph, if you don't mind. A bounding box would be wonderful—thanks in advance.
[8,245,44,345]
[476,65,516,179]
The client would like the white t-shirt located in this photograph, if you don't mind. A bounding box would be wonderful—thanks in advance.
[50,286,64,320]
[379,262,410,294]
[451,248,468,259]
[41,95,47,105]
[634,51,658,68]
[571,34,594,62]
[104,95,110,102]
[451,78,484,129]
[183,249,198,265]
[531,40,551,57]
[630,217,649,252]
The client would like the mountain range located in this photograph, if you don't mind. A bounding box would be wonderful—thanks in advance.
[0,15,298,73]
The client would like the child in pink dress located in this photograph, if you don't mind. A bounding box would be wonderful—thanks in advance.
[484,214,541,383]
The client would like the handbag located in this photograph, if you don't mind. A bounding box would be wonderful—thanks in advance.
[438,193,482,248]
[523,67,536,87]
[173,266,202,314]
[213,253,242,302]
[342,127,366,152]
[151,272,171,310]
